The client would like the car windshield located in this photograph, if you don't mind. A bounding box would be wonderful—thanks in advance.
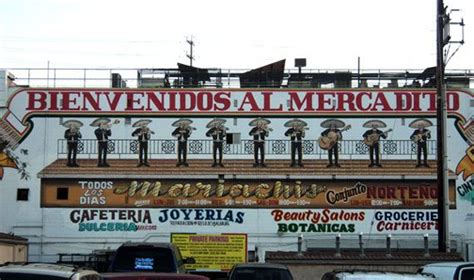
[231,267,293,280]
[111,247,176,272]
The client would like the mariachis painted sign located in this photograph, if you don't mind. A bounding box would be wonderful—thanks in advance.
[40,178,456,209]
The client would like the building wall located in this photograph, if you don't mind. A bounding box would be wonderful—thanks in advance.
[0,243,28,264]
[0,88,472,265]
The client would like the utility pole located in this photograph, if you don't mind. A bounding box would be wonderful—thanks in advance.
[436,0,449,253]
[186,37,195,67]
[436,0,465,253]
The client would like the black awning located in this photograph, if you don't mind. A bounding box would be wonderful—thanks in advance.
[239,59,286,88]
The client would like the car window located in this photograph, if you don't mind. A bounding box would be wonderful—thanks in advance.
[111,247,176,273]
[231,268,293,280]
[79,275,103,280]
[0,272,68,280]
[460,267,474,280]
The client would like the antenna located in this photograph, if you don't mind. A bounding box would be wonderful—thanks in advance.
[186,37,195,67]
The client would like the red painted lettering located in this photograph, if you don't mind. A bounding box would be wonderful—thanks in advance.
[288,91,314,111]
[26,91,47,110]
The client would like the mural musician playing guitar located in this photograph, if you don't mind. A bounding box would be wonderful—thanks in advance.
[319,119,351,168]
[409,118,432,168]
[363,120,392,168]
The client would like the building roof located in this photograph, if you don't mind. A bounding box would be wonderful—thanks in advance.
[0,232,28,244]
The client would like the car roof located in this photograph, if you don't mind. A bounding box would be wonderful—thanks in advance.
[423,262,474,268]
[333,271,434,279]
[233,263,289,270]
[101,272,209,279]
[119,242,176,249]
[0,263,98,277]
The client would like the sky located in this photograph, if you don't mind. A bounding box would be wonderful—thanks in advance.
[0,0,472,70]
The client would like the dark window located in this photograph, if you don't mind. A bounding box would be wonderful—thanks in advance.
[17,188,29,201]
[230,268,293,280]
[110,247,176,273]
[460,268,474,280]
[57,187,69,200]
[80,275,102,280]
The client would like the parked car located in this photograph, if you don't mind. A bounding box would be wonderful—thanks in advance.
[228,263,294,280]
[0,263,102,280]
[321,270,435,280]
[418,262,474,280]
[108,242,195,274]
[101,272,209,280]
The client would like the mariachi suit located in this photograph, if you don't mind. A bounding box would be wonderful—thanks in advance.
[321,128,341,167]
[285,128,304,167]
[249,127,268,167]
[363,129,387,167]
[65,128,81,167]
[95,127,111,167]
[206,127,226,167]
[172,127,191,166]
[132,127,151,166]
[411,128,431,167]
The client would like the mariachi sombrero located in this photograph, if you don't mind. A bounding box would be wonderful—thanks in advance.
[172,118,193,127]
[320,119,345,129]
[363,120,387,129]
[284,118,308,128]
[206,118,227,128]
[409,118,433,129]
[249,117,271,126]
[90,118,111,127]
[62,119,83,128]
[132,119,152,127]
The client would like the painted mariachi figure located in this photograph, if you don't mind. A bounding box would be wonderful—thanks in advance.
[410,118,432,168]
[319,119,350,168]
[205,118,227,167]
[249,118,272,167]
[362,120,392,168]
[172,118,194,167]
[91,118,117,167]
[132,119,154,167]
[284,118,307,167]
[63,119,83,167]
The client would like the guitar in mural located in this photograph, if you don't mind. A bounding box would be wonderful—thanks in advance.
[363,129,392,147]
[412,131,431,143]
[318,125,351,150]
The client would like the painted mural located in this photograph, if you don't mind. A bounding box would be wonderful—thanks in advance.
[0,87,472,262]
